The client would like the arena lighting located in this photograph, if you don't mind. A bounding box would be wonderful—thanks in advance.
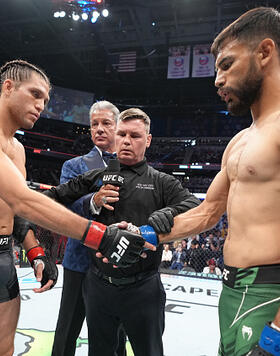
[81,12,89,20]
[91,15,98,23]
[52,0,108,23]
[194,193,206,200]
[16,130,24,135]
[172,172,185,176]
[92,10,100,18]
[190,165,203,169]
[72,13,80,20]
[102,8,109,17]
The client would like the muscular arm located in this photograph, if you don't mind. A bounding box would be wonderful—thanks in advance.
[0,148,89,238]
[158,164,229,243]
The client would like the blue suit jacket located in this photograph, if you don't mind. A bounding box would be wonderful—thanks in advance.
[61,147,105,273]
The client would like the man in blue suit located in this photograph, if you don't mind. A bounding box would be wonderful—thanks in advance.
[52,101,127,356]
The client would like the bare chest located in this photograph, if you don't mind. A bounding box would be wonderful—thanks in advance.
[226,131,280,182]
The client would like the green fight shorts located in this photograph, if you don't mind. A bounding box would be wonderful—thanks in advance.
[218,264,280,356]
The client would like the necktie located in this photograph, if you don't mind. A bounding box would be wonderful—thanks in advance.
[102,151,117,164]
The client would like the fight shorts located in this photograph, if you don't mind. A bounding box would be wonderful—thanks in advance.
[0,235,19,303]
[218,264,280,356]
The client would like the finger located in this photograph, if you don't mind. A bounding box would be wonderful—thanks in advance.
[144,241,156,251]
[140,252,147,259]
[33,280,54,293]
[166,212,174,227]
[117,221,129,229]
[104,184,119,191]
[162,217,171,232]
[34,263,44,282]
[102,257,109,263]
[103,203,115,211]
[96,252,104,258]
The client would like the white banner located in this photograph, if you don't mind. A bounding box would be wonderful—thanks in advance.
[192,44,215,78]
[167,46,190,79]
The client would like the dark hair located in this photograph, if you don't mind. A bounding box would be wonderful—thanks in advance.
[211,7,280,57]
[0,59,50,92]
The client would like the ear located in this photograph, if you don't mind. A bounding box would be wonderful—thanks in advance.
[256,38,275,67]
[2,79,15,97]
[146,133,152,148]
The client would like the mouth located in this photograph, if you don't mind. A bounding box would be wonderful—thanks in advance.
[120,149,131,154]
[218,89,232,103]
[30,113,39,121]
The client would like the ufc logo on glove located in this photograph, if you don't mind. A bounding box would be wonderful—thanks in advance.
[110,236,130,263]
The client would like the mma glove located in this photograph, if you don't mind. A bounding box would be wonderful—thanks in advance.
[246,323,280,356]
[27,246,58,289]
[148,207,176,234]
[81,221,146,267]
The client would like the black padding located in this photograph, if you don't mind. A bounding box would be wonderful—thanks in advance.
[13,216,37,243]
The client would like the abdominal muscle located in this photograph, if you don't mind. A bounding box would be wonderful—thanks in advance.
[223,180,280,268]
[0,198,14,236]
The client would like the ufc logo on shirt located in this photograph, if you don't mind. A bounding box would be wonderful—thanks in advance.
[110,236,130,263]
[0,237,8,245]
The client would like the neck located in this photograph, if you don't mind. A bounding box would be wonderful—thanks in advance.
[251,67,280,123]
[0,101,19,138]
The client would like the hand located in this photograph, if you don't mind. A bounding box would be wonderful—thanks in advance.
[27,246,58,293]
[95,221,155,265]
[246,323,280,355]
[94,184,119,211]
[98,224,149,267]
[148,207,176,234]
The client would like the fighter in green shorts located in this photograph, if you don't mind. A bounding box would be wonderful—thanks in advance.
[218,265,280,356]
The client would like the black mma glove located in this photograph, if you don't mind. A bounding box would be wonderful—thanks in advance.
[82,221,145,267]
[13,216,36,243]
[27,246,58,289]
[148,207,176,234]
[246,346,273,355]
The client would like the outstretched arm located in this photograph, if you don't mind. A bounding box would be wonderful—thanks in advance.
[158,166,229,243]
[0,149,154,267]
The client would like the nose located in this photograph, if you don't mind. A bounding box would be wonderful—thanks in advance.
[35,99,45,114]
[123,134,131,145]
[97,123,104,133]
[215,69,225,88]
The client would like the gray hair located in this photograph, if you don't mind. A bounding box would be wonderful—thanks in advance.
[89,100,119,127]
[118,108,151,134]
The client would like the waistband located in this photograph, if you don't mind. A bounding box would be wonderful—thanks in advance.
[0,235,12,251]
[222,264,280,288]
[91,265,157,287]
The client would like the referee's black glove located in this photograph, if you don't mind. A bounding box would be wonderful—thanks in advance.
[148,207,176,234]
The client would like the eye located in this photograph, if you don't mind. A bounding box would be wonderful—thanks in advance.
[32,90,40,98]
[222,61,233,71]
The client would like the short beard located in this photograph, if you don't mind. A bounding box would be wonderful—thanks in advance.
[226,60,263,116]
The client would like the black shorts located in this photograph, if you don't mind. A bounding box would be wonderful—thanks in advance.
[0,235,19,303]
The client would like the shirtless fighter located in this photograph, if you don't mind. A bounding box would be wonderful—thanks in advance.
[0,59,151,356]
[136,7,280,356]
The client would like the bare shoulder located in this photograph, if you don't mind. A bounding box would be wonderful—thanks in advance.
[11,137,26,173]
[221,128,250,166]
[13,137,24,153]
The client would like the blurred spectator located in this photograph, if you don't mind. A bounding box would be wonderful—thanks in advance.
[160,244,173,269]
[187,235,199,250]
[187,240,206,272]
[203,259,222,276]
[171,242,186,270]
